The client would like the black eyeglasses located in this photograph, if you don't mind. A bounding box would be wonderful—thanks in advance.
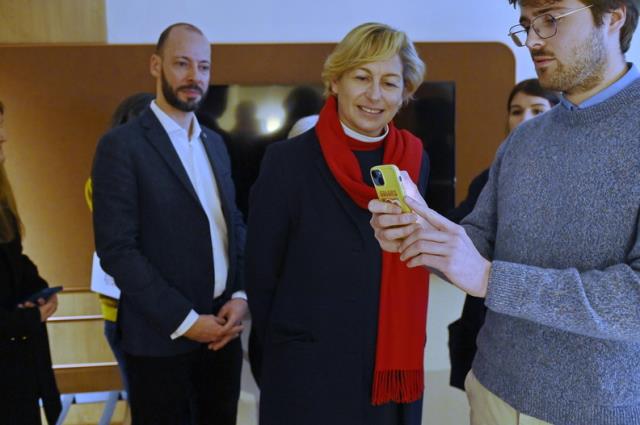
[508,4,594,47]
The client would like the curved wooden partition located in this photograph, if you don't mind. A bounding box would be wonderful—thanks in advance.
[0,42,514,289]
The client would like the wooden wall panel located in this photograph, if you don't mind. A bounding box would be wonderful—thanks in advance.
[0,0,106,43]
[47,319,115,364]
[0,43,513,290]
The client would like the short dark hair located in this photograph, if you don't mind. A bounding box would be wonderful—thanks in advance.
[507,78,560,110]
[110,93,155,128]
[155,23,205,55]
[509,0,639,53]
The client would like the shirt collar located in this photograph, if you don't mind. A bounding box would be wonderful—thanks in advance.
[150,100,202,141]
[340,121,388,142]
[560,62,640,110]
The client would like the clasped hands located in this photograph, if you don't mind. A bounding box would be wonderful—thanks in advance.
[184,298,248,351]
[368,171,491,298]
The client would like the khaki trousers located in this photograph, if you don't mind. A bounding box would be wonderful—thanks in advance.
[465,370,552,425]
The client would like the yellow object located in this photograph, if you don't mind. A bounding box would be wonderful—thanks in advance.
[87,177,119,322]
[84,178,93,212]
[370,164,411,212]
[99,295,118,322]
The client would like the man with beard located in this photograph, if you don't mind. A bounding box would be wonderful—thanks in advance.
[368,1,640,424]
[92,23,247,425]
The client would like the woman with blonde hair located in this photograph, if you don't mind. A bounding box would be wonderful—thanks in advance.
[0,101,61,424]
[246,23,429,425]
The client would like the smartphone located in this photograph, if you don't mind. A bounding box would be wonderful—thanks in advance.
[21,286,63,304]
[370,164,411,213]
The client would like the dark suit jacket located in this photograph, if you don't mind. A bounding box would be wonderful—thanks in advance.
[92,107,245,357]
[245,130,428,425]
[0,230,61,424]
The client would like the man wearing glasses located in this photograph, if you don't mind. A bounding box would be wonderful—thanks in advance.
[368,0,640,424]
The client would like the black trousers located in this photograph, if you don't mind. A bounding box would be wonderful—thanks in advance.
[125,328,243,425]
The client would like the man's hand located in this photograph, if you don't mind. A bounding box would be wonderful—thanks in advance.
[184,314,229,343]
[208,299,248,351]
[399,196,491,298]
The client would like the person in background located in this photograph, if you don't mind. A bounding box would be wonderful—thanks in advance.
[85,92,155,398]
[447,79,559,391]
[286,114,319,138]
[369,0,640,423]
[246,22,429,425]
[0,100,62,424]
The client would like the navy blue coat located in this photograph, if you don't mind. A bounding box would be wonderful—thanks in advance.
[246,129,428,425]
[92,108,245,356]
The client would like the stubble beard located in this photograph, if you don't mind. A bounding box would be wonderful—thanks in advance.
[536,29,607,95]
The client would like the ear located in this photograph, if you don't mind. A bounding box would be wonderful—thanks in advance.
[607,4,627,34]
[330,78,339,96]
[150,53,162,79]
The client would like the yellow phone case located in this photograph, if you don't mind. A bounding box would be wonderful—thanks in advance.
[370,164,411,213]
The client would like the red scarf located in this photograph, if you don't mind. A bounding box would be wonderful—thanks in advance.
[315,96,430,405]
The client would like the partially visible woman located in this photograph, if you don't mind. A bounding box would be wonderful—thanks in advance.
[447,79,559,390]
[246,23,429,425]
[0,100,62,424]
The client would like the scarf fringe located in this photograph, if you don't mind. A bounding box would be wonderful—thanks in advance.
[371,369,424,405]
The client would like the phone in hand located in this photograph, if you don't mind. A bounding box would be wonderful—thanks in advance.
[21,286,63,305]
[370,164,411,213]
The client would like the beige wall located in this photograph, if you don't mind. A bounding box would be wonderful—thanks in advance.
[0,0,106,43]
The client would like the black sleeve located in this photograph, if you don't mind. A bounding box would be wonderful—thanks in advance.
[245,144,292,384]
[0,238,47,339]
[446,168,490,224]
[92,131,194,335]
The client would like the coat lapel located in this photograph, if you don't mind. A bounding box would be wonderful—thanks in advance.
[140,109,200,205]
[311,137,370,242]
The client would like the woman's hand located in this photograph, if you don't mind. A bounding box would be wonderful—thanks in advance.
[368,199,421,252]
[368,170,432,252]
[37,294,58,322]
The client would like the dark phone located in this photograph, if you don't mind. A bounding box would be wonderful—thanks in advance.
[21,286,63,304]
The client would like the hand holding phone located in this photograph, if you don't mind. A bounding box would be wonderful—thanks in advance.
[370,164,411,213]
[20,286,63,305]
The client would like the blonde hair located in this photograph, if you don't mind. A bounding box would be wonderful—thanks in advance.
[0,164,22,242]
[0,104,23,242]
[321,22,426,103]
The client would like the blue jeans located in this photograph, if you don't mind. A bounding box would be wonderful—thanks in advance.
[104,319,129,396]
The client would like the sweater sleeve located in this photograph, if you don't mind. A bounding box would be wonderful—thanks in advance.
[463,136,640,342]
[485,236,640,342]
[461,139,511,260]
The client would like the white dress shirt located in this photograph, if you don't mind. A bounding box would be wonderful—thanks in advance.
[149,101,245,340]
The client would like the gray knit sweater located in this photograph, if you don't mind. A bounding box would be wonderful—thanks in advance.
[462,78,640,425]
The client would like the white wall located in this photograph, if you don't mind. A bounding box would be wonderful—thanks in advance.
[106,0,640,84]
